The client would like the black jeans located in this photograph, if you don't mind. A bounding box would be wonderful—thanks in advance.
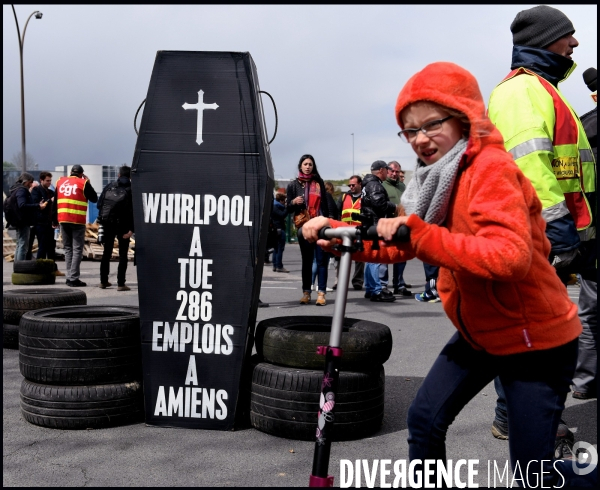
[406,332,589,488]
[100,225,130,286]
[298,231,328,292]
[35,224,56,261]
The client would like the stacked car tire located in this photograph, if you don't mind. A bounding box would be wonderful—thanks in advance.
[250,316,392,441]
[18,305,144,429]
[3,288,87,349]
[11,259,57,286]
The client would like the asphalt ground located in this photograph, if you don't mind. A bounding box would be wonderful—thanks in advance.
[3,243,596,487]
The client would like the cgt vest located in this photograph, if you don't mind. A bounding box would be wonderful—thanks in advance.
[341,193,361,225]
[498,68,594,233]
[56,176,88,225]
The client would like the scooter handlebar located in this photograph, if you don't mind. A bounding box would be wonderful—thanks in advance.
[300,224,410,242]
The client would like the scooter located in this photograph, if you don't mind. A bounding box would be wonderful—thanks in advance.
[301,217,410,487]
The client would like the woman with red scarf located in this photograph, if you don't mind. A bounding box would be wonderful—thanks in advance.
[286,154,330,305]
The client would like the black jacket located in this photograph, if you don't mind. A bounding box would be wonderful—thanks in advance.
[96,176,134,233]
[9,182,38,227]
[325,192,339,221]
[361,174,397,221]
[31,185,55,226]
[271,199,288,230]
[286,176,329,219]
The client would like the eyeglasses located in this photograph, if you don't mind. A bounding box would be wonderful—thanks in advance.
[348,183,358,187]
[398,115,454,143]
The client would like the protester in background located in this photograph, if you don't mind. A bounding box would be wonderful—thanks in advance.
[9,173,47,261]
[335,175,365,290]
[571,67,597,400]
[312,181,339,291]
[271,192,289,273]
[30,171,63,275]
[25,180,40,260]
[380,161,412,296]
[488,5,596,450]
[286,154,329,305]
[361,161,398,302]
[97,165,134,291]
[302,61,595,487]
[53,165,98,287]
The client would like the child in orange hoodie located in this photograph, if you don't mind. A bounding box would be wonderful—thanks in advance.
[302,62,595,486]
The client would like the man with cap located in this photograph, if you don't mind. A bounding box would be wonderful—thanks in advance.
[53,165,98,287]
[488,5,596,454]
[360,160,401,302]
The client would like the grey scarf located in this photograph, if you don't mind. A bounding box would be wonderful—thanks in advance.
[401,138,468,225]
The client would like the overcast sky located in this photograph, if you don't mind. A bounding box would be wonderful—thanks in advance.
[3,4,597,180]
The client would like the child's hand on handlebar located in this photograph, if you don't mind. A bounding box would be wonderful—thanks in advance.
[301,217,331,242]
[377,216,409,241]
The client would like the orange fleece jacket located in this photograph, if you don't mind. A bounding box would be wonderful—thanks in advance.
[330,62,581,355]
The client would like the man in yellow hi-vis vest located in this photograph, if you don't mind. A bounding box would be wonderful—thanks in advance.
[335,175,364,290]
[52,165,98,287]
[488,5,597,457]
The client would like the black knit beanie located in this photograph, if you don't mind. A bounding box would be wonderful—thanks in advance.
[511,5,575,48]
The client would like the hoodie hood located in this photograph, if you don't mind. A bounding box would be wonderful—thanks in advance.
[511,45,576,87]
[395,62,505,160]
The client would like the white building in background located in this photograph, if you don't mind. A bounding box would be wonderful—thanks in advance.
[54,164,122,223]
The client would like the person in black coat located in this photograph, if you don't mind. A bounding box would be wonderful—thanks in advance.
[30,171,58,262]
[96,165,134,291]
[9,172,48,261]
[286,154,330,305]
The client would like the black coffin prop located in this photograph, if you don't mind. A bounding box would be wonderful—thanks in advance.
[131,51,273,429]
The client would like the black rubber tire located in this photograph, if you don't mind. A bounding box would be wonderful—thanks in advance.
[11,273,56,286]
[3,323,19,349]
[250,361,384,441]
[13,259,55,275]
[20,379,144,429]
[3,288,87,325]
[255,316,392,371]
[19,305,141,385]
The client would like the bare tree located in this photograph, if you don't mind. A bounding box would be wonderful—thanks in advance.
[11,151,38,171]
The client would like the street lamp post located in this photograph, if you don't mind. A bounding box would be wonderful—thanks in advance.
[11,5,43,172]
[351,133,354,175]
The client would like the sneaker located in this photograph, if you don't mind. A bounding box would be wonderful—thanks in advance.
[403,283,413,288]
[554,437,575,460]
[394,286,413,297]
[316,292,326,306]
[415,291,440,303]
[332,284,337,290]
[491,420,508,440]
[68,279,87,287]
[353,284,363,291]
[311,284,316,291]
[381,289,395,298]
[300,292,311,304]
[325,287,333,292]
[572,390,596,400]
[370,292,396,302]
[364,291,372,299]
[117,285,131,291]
[275,268,290,273]
[54,270,66,276]
[98,282,112,289]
